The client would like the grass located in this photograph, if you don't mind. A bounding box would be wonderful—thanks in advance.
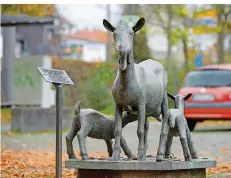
[1,108,12,124]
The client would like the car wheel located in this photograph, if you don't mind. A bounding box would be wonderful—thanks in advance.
[186,120,197,132]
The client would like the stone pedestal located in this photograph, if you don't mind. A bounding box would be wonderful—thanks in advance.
[65,158,216,178]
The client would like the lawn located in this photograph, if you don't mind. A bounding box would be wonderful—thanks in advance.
[1,108,12,124]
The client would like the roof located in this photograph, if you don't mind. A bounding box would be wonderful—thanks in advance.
[196,63,231,70]
[64,29,110,43]
[1,14,54,26]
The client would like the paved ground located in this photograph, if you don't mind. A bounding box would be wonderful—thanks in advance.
[2,121,231,162]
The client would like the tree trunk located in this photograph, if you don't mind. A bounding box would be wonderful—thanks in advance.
[217,5,225,64]
[165,5,172,72]
[183,38,189,74]
[217,31,225,64]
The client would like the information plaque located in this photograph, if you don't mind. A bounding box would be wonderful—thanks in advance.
[37,67,74,85]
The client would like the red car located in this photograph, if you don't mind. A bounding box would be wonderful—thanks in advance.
[178,63,231,131]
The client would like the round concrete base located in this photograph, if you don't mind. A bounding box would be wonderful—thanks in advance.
[65,158,216,178]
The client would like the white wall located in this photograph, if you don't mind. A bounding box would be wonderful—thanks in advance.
[82,43,106,62]
[63,39,107,62]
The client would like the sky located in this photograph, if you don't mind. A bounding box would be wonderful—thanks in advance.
[56,4,123,30]
[56,4,200,31]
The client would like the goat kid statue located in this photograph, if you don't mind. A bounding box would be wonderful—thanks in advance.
[162,93,199,162]
[66,101,136,160]
[103,17,168,161]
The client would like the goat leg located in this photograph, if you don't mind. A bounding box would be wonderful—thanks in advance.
[121,136,134,160]
[186,124,199,159]
[144,117,149,154]
[66,126,78,159]
[178,120,192,161]
[137,103,146,161]
[156,121,169,162]
[77,127,91,160]
[165,132,173,159]
[105,139,113,157]
[157,91,169,162]
[112,104,123,161]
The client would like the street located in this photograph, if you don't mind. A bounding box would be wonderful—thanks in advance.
[2,121,231,163]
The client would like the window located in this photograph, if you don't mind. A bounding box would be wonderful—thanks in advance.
[184,69,231,87]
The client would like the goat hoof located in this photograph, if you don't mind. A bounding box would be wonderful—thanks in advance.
[192,154,199,159]
[137,152,146,161]
[156,154,164,162]
[126,154,136,161]
[185,156,192,162]
[81,155,89,160]
[193,156,199,159]
[69,153,77,159]
[112,150,120,161]
[165,153,174,159]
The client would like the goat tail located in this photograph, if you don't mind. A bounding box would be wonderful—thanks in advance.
[74,101,81,115]
[168,113,176,128]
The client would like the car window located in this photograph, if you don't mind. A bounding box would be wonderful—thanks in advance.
[184,69,231,87]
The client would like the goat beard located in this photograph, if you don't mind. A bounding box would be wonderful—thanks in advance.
[119,53,128,71]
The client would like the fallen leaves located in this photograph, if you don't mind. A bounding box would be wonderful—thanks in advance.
[197,120,231,126]
[208,160,231,175]
[1,149,231,177]
[207,155,231,176]
[1,149,116,177]
[221,148,228,153]
[1,149,77,177]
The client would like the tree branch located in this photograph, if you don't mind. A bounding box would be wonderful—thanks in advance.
[221,5,231,17]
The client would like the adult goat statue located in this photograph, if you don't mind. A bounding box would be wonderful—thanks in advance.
[103,17,168,161]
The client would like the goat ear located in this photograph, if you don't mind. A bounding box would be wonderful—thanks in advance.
[184,93,192,101]
[167,92,176,101]
[132,17,145,33]
[103,19,115,32]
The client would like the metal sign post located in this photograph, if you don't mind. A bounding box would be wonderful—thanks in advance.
[37,67,74,178]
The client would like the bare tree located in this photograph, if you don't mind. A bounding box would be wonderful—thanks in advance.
[166,5,173,72]
[143,5,194,73]
[142,5,174,72]
[216,5,231,64]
